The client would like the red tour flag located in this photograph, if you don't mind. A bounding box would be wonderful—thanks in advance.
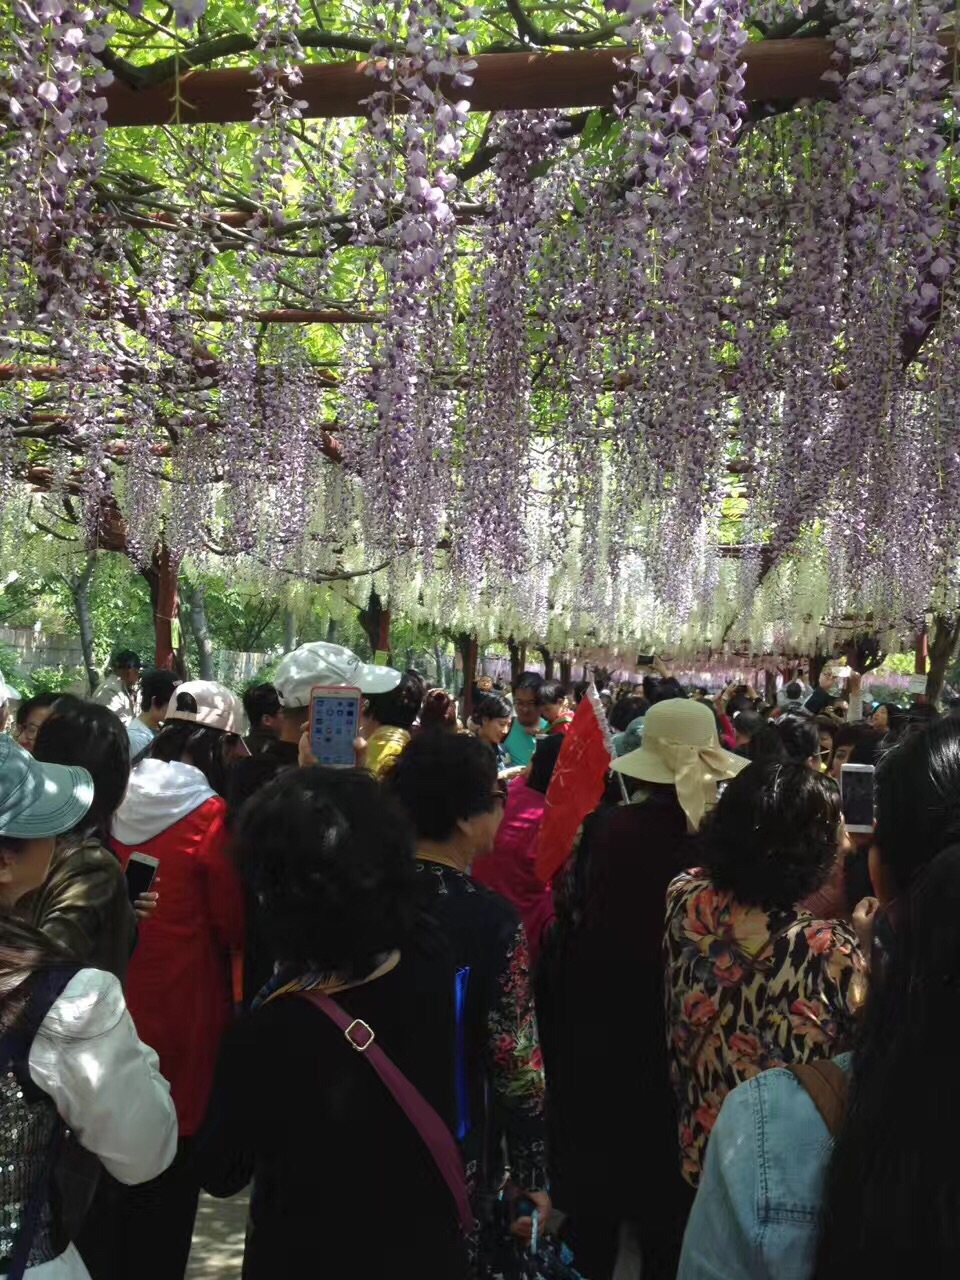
[535,682,614,884]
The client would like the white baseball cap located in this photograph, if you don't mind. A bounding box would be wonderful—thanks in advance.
[274,642,402,709]
[164,681,245,734]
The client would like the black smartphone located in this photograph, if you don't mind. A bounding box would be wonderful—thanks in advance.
[636,653,655,666]
[125,852,159,902]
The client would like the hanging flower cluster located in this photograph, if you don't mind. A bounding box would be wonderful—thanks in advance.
[343,0,473,555]
[614,0,749,207]
[0,1,113,339]
[165,0,207,29]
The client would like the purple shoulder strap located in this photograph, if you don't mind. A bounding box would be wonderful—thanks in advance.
[298,988,474,1234]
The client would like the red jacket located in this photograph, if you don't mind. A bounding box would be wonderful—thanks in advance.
[111,759,245,1135]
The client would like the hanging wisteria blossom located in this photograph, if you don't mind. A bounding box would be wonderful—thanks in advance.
[0,0,959,656]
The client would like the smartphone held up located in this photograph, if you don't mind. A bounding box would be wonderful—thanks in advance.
[309,685,362,768]
[841,763,875,834]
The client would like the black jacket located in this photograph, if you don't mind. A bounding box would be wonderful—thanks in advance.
[195,928,469,1280]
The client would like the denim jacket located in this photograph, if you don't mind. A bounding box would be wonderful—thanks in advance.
[677,1055,852,1280]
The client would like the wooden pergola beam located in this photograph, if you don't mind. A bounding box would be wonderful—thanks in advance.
[0,363,118,382]
[12,413,344,463]
[103,39,839,128]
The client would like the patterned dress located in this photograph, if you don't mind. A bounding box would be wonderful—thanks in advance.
[664,871,866,1186]
[415,860,546,1276]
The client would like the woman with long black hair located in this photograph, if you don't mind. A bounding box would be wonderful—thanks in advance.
[0,737,176,1279]
[29,697,138,982]
[678,715,960,1280]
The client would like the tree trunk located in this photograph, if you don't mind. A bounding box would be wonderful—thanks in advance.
[809,651,829,689]
[67,553,98,693]
[141,541,186,676]
[559,655,572,688]
[915,628,929,676]
[282,606,297,654]
[433,643,445,688]
[845,631,886,674]
[358,589,391,660]
[764,667,778,705]
[457,632,479,719]
[326,615,338,643]
[537,645,554,679]
[925,614,960,704]
[182,579,215,680]
[507,636,522,686]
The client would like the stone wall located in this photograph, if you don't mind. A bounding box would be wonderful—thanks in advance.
[0,626,87,677]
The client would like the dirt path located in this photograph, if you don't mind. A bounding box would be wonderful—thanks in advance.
[186,1191,248,1279]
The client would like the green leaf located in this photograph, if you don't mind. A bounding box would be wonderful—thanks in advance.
[218,9,250,33]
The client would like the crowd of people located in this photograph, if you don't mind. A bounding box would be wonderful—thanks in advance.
[0,642,953,1278]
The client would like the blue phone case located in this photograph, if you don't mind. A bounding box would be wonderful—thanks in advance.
[310,691,360,767]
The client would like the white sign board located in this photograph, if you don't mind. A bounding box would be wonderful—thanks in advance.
[908,674,927,694]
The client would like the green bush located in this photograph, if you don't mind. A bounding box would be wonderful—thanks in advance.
[0,643,24,687]
[250,657,281,686]
[28,665,86,695]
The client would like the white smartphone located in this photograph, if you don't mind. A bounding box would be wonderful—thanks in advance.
[125,852,159,903]
[309,685,362,768]
[833,665,853,680]
[841,763,875,834]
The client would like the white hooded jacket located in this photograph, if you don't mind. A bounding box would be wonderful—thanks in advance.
[112,757,216,846]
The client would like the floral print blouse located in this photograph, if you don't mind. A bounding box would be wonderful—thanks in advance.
[664,871,866,1186]
[415,860,546,1188]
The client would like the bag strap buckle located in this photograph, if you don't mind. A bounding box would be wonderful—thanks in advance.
[344,1018,375,1053]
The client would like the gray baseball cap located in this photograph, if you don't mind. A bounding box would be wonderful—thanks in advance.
[0,736,94,839]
